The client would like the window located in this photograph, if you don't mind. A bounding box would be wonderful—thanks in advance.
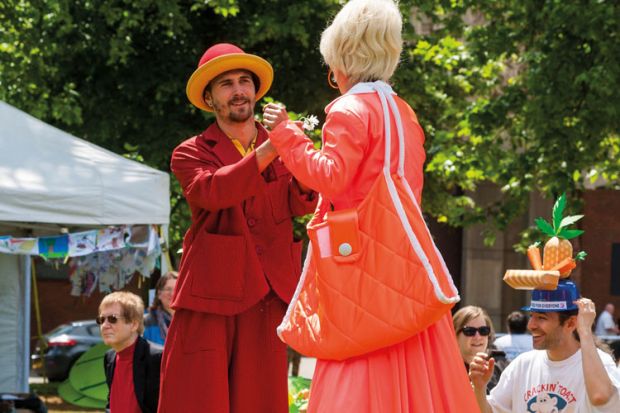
[611,243,620,296]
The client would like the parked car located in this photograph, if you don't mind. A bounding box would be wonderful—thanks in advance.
[31,320,102,381]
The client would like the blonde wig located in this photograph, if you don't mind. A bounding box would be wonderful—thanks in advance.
[320,0,403,85]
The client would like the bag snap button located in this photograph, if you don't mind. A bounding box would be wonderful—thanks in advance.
[338,243,352,256]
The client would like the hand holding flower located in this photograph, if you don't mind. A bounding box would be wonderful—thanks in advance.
[262,102,289,130]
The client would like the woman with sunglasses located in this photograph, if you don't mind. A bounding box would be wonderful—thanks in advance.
[453,305,509,394]
[263,0,480,411]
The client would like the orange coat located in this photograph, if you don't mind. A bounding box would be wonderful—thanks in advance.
[270,85,480,412]
[271,92,425,209]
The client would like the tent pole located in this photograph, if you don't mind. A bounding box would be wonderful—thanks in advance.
[31,257,46,384]
[161,224,172,273]
[21,256,32,392]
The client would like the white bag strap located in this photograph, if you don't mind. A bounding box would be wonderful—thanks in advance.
[348,81,460,303]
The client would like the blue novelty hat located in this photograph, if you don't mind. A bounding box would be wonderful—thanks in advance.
[522,280,580,313]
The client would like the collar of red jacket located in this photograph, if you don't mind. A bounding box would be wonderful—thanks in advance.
[200,120,268,146]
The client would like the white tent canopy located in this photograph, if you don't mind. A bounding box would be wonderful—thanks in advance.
[0,101,170,393]
[0,101,170,225]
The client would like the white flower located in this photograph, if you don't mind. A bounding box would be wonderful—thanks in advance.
[442,159,456,172]
[301,114,319,131]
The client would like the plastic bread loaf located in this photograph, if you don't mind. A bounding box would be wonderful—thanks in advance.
[503,270,560,291]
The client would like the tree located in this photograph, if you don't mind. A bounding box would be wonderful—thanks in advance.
[2,0,618,253]
[395,0,620,244]
[1,0,341,254]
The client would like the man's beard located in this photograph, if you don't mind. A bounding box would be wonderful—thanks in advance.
[214,96,254,123]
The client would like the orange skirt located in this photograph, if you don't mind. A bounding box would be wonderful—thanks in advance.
[307,313,480,413]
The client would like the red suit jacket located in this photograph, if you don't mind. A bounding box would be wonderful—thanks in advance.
[170,121,317,315]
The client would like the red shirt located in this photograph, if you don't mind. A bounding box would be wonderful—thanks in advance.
[110,338,142,413]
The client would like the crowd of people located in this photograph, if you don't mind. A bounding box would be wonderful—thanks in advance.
[97,286,620,412]
[89,0,620,412]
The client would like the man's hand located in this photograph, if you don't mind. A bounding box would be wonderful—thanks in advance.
[575,298,596,336]
[469,352,495,391]
[470,352,496,413]
[263,103,289,130]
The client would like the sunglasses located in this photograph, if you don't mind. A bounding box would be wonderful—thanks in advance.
[96,314,124,325]
[461,326,491,337]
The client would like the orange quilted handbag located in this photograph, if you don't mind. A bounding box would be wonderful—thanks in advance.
[277,83,460,360]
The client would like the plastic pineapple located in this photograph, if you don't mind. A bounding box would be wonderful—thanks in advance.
[534,193,586,277]
[504,193,586,290]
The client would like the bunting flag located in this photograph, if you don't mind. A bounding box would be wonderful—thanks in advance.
[126,225,149,248]
[69,243,160,297]
[2,225,163,297]
[0,236,10,253]
[0,225,158,258]
[68,230,98,257]
[38,235,69,259]
[95,226,126,251]
[0,237,40,255]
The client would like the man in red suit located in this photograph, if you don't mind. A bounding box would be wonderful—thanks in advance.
[158,43,317,413]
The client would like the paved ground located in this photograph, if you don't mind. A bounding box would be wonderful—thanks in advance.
[297,357,316,379]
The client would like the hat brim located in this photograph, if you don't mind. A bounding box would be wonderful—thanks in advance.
[521,304,579,313]
[186,53,273,112]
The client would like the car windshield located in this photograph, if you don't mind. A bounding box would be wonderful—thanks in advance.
[45,324,71,337]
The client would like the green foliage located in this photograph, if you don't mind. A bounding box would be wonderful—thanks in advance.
[2,0,618,254]
[0,0,340,256]
[395,0,619,246]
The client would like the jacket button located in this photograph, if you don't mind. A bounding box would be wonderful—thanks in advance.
[338,243,352,256]
[247,218,256,227]
[256,246,263,255]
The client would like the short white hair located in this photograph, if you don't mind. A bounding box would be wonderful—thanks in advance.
[320,0,403,85]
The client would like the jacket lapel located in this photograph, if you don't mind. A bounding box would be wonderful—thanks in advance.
[133,337,147,411]
[199,121,269,167]
[198,122,242,166]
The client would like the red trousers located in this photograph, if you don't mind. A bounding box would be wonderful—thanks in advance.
[158,293,288,413]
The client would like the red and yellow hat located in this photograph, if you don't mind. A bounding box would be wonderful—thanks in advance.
[186,43,274,112]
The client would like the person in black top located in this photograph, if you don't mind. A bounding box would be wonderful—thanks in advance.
[98,291,162,413]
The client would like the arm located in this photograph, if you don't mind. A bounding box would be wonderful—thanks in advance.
[171,141,267,211]
[264,102,368,198]
[469,352,495,413]
[288,177,317,217]
[255,139,279,173]
[576,298,619,406]
[259,139,317,215]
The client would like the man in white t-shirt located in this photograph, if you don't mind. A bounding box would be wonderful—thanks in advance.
[595,304,619,336]
[495,311,534,361]
[470,281,620,413]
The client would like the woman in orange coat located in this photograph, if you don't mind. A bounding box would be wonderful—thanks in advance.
[263,0,480,411]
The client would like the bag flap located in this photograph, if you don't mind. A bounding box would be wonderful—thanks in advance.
[325,208,360,258]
